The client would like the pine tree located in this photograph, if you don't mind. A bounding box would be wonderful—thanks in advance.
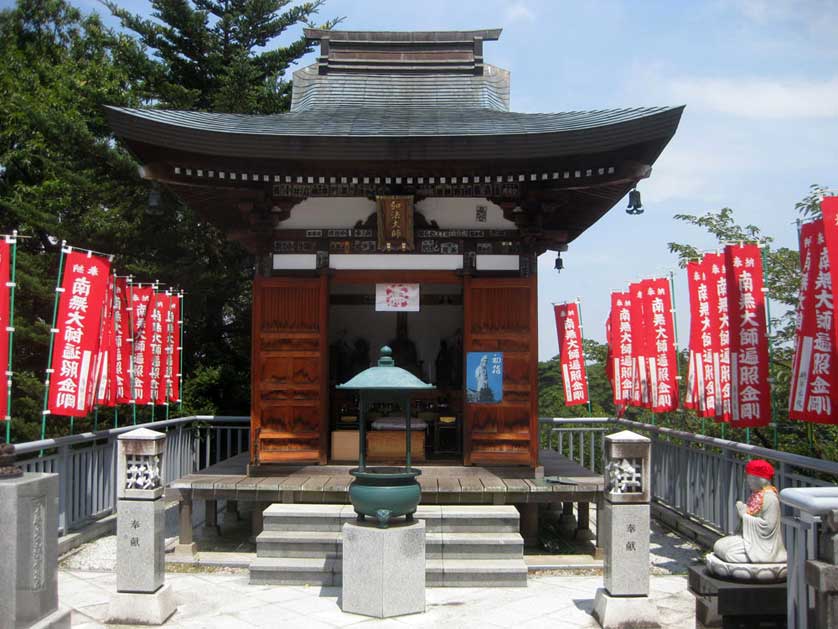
[102,0,343,113]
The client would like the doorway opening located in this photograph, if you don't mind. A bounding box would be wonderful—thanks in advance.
[328,279,464,464]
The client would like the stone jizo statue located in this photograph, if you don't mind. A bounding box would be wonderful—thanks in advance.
[705,459,787,582]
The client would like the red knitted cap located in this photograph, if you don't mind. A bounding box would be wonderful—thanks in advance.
[745,459,774,479]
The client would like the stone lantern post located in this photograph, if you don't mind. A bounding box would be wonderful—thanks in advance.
[593,430,659,629]
[107,428,176,625]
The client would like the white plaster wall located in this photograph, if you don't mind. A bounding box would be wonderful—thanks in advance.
[275,196,517,230]
[415,197,516,229]
[277,197,375,229]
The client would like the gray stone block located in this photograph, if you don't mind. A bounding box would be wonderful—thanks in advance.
[0,473,61,629]
[342,520,425,618]
[592,588,661,629]
[107,584,176,625]
[116,498,165,593]
[601,501,650,596]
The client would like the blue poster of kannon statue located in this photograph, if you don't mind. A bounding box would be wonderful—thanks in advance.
[466,352,503,403]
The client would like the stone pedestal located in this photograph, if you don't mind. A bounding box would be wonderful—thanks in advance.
[341,520,425,618]
[107,586,177,626]
[0,473,71,629]
[107,429,176,626]
[688,565,786,628]
[593,589,660,629]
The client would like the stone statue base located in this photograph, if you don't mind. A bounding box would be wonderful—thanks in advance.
[705,552,787,583]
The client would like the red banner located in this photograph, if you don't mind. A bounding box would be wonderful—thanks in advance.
[0,238,10,420]
[631,281,657,408]
[610,292,634,407]
[47,250,112,417]
[131,287,154,405]
[165,293,181,403]
[701,253,732,421]
[725,244,771,427]
[555,303,589,406]
[644,278,679,412]
[93,275,116,407]
[790,216,838,422]
[113,279,132,404]
[146,292,168,405]
[684,261,704,411]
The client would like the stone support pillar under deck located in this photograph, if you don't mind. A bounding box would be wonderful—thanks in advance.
[175,490,196,555]
[517,503,539,547]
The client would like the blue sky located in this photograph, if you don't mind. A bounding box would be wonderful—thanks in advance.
[9,0,837,359]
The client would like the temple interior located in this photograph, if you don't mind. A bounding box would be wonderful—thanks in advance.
[328,282,464,462]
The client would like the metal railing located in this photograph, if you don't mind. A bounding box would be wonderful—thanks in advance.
[11,415,249,535]
[780,487,838,629]
[540,417,608,472]
[539,417,838,535]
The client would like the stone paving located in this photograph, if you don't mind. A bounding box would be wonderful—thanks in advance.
[58,502,705,627]
[60,569,695,628]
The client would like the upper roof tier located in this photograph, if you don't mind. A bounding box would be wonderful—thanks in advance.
[292,29,508,111]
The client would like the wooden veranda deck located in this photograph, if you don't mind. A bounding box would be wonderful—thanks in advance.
[168,450,604,550]
[169,450,604,506]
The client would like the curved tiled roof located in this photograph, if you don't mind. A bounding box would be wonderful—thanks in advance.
[105,105,684,162]
[107,105,677,137]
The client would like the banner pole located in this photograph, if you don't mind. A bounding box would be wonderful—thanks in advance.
[93,406,99,432]
[150,281,158,423]
[668,271,683,427]
[41,241,67,442]
[574,298,593,416]
[178,291,184,413]
[127,276,137,425]
[5,232,18,443]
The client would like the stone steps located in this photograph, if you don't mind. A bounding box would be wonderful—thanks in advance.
[249,556,527,587]
[256,529,524,560]
[249,504,527,587]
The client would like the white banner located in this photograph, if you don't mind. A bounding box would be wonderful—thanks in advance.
[375,283,420,312]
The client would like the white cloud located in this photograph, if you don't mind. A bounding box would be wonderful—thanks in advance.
[504,2,535,23]
[667,76,838,119]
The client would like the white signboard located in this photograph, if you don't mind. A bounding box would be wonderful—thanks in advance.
[375,283,420,312]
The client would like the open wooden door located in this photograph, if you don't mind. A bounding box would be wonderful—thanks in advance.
[463,276,538,467]
[251,275,328,465]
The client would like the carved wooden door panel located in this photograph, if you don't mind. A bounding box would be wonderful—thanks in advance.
[463,276,538,467]
[251,276,328,465]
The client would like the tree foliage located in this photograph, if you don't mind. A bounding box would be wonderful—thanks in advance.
[0,0,338,442]
[102,0,342,112]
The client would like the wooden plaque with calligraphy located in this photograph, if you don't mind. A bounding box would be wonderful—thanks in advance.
[376,195,414,252]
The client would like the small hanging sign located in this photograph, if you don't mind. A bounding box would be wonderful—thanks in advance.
[376,283,420,312]
[376,195,414,252]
